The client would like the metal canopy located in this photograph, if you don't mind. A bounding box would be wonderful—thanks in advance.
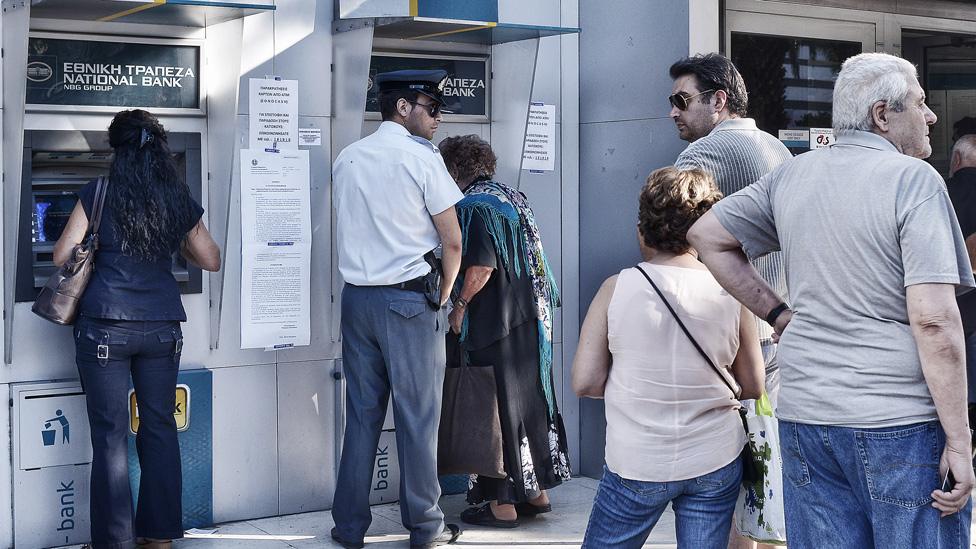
[29,0,274,27]
[352,17,579,45]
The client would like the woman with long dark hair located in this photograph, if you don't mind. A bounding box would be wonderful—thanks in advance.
[54,109,220,549]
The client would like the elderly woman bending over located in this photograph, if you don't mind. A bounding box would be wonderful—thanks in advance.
[574,167,764,549]
[438,135,571,529]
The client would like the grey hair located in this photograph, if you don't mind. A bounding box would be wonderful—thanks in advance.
[953,134,976,158]
[832,53,918,133]
[952,135,976,175]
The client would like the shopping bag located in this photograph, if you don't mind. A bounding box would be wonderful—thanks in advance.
[735,392,787,544]
[437,336,506,478]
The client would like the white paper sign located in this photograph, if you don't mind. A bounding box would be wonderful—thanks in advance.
[810,128,835,149]
[777,129,809,147]
[240,149,312,349]
[249,78,298,150]
[298,128,322,146]
[522,103,556,172]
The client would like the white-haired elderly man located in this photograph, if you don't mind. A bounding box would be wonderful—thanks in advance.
[948,136,976,430]
[688,52,975,548]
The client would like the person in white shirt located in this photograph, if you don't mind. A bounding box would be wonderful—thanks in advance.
[331,70,463,549]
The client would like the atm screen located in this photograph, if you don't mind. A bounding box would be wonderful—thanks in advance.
[32,191,78,243]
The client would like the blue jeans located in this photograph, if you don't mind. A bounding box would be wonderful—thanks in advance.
[332,285,446,546]
[582,459,741,549]
[781,419,971,549]
[74,317,184,549]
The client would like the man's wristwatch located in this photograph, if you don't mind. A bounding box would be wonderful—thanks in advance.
[765,302,790,327]
[454,297,468,309]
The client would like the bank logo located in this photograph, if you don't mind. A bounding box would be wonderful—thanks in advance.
[251,159,258,166]
[41,409,70,446]
[26,61,53,83]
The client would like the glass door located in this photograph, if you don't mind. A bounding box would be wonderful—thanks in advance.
[726,10,877,155]
[901,28,976,175]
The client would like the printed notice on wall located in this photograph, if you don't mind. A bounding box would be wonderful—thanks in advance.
[522,103,556,172]
[240,149,311,350]
[298,128,322,146]
[249,78,298,150]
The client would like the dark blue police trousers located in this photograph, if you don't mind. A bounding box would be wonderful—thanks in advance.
[333,284,447,546]
[74,316,184,549]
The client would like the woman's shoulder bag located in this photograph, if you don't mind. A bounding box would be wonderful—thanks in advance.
[32,177,108,325]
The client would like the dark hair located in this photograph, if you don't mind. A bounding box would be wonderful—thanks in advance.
[669,53,748,116]
[438,134,497,183]
[107,109,197,260]
[638,167,722,254]
[954,116,976,141]
[379,89,421,121]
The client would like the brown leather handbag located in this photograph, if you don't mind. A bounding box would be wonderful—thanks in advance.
[32,177,108,325]
[437,335,506,478]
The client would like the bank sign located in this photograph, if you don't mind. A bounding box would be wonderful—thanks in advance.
[366,54,488,117]
[26,37,200,110]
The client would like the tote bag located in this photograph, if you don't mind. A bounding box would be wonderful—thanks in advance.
[735,392,788,544]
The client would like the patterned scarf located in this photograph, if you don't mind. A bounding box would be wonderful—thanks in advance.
[456,180,561,420]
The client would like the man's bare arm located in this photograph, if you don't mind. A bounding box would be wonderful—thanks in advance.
[906,283,973,516]
[432,206,462,306]
[687,211,787,331]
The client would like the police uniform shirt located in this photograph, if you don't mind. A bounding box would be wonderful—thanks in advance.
[333,121,463,286]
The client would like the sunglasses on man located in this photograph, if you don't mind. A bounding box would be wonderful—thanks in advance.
[406,99,446,117]
[668,89,716,111]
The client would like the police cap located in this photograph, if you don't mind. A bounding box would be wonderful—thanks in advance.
[375,69,449,104]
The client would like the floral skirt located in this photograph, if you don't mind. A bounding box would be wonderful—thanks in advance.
[452,320,572,505]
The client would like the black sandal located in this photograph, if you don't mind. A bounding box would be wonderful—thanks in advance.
[515,501,552,516]
[460,503,520,528]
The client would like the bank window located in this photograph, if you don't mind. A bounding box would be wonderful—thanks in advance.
[730,33,861,155]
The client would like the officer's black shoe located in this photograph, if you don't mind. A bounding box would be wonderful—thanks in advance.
[331,527,365,549]
[410,523,461,548]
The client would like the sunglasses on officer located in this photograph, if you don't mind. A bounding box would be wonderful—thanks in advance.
[668,89,717,111]
[406,99,444,117]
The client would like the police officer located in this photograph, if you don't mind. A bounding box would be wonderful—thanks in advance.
[331,70,463,548]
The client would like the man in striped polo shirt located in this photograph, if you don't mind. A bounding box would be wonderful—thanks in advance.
[669,53,793,403]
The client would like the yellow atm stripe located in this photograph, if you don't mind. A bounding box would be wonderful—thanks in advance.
[409,0,418,17]
[408,22,496,41]
[98,0,166,22]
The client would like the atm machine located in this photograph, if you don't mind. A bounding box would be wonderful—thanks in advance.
[17,129,205,302]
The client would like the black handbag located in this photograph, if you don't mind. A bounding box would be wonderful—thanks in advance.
[32,177,108,325]
[437,335,506,478]
[635,264,761,485]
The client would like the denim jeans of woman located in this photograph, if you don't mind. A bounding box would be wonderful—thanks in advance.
[582,458,741,549]
[75,317,184,549]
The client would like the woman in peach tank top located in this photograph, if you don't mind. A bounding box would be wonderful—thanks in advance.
[573,167,764,549]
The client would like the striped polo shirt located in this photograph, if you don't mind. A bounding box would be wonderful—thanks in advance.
[675,117,793,342]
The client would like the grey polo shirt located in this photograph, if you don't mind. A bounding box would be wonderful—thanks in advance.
[676,118,793,343]
[712,130,975,427]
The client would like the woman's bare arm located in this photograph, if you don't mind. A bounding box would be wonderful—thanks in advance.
[53,203,89,267]
[448,265,493,334]
[572,275,616,398]
[731,305,765,400]
[181,220,221,272]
